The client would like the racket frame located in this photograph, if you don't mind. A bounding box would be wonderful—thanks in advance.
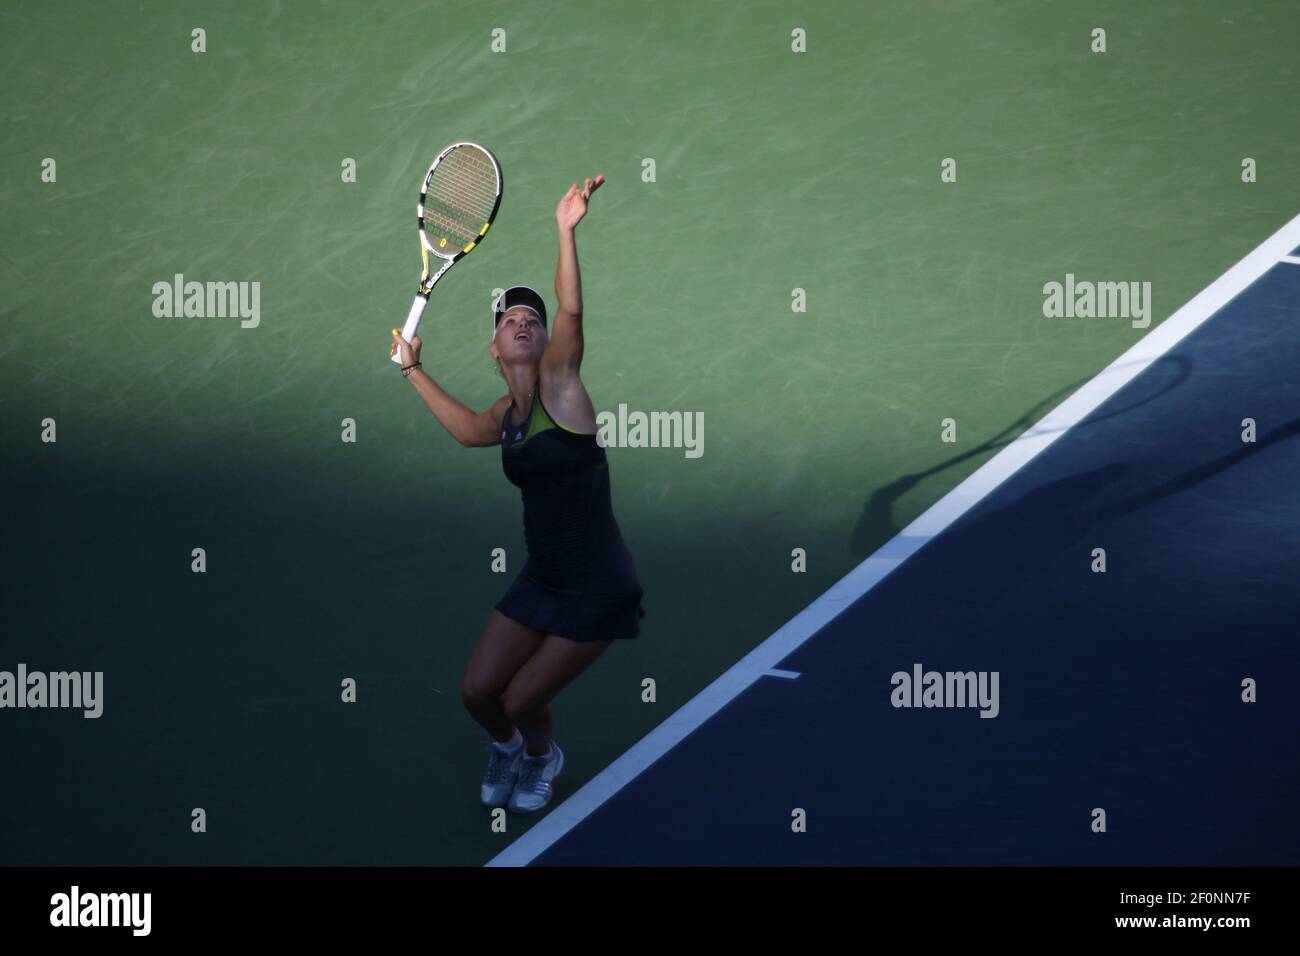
[392,141,503,364]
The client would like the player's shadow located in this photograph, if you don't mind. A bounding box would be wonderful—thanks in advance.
[1095,414,1300,521]
[848,413,1300,635]
[849,353,1194,558]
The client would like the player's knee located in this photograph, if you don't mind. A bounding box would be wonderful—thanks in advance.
[460,676,501,709]
[501,692,542,725]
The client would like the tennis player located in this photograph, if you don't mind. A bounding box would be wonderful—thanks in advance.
[392,174,644,813]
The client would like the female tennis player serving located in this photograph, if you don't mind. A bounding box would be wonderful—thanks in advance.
[392,174,645,813]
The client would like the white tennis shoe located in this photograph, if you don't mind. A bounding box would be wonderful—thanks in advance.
[481,740,524,808]
[509,743,565,813]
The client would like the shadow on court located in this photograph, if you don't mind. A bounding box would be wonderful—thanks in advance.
[850,354,1194,554]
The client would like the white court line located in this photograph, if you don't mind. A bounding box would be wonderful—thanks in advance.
[1280,255,1300,266]
[764,668,801,680]
[487,212,1300,867]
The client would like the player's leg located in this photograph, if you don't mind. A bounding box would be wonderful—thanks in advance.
[501,635,613,756]
[462,611,547,808]
[460,610,546,743]
[501,634,612,813]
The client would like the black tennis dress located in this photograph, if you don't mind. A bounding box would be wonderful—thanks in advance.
[495,383,645,642]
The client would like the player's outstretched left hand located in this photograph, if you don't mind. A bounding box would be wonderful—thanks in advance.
[556,175,604,231]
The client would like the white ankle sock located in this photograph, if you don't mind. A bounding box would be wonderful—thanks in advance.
[492,730,523,753]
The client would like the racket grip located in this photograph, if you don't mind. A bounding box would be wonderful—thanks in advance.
[391,295,429,364]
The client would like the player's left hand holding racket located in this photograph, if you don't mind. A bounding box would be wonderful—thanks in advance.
[390,142,503,364]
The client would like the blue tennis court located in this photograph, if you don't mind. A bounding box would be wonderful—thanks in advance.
[492,217,1300,867]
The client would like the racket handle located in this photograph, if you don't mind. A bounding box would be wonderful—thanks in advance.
[391,295,429,364]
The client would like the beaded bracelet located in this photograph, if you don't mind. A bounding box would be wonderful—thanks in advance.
[401,362,422,378]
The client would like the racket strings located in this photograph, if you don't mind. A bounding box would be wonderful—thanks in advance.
[422,148,498,246]
[425,179,495,229]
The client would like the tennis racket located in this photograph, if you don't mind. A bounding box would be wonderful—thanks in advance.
[391,142,503,363]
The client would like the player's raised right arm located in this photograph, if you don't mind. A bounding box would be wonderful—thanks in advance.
[394,333,508,447]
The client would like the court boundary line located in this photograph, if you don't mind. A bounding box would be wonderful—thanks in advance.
[487,212,1300,867]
